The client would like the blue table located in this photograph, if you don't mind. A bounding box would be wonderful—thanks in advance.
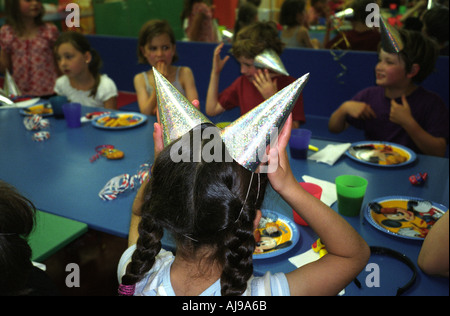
[1,106,448,296]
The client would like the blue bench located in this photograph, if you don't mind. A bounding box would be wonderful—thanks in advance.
[86,35,449,143]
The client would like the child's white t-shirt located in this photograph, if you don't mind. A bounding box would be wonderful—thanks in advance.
[54,74,118,107]
[117,245,291,296]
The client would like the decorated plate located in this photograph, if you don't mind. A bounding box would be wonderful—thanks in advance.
[92,112,147,130]
[20,103,53,116]
[253,210,300,259]
[364,196,447,240]
[346,141,416,167]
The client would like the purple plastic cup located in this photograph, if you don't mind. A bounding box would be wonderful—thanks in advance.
[289,129,312,159]
[62,103,82,128]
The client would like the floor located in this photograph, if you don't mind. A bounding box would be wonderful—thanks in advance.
[42,229,129,296]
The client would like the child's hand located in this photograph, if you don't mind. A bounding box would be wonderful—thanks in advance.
[155,61,169,78]
[390,95,413,127]
[253,69,278,100]
[153,122,164,158]
[343,101,377,120]
[266,115,297,194]
[212,42,230,75]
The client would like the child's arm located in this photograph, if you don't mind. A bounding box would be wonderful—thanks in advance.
[328,100,376,133]
[179,67,199,108]
[390,95,447,157]
[128,122,164,247]
[0,47,11,74]
[103,96,117,110]
[268,115,370,296]
[418,211,449,277]
[134,73,157,116]
[206,43,229,116]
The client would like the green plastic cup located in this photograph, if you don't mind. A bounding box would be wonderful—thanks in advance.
[335,175,368,217]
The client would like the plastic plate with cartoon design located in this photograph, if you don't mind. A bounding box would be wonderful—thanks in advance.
[364,196,447,240]
[346,141,416,167]
[92,112,147,130]
[253,210,300,259]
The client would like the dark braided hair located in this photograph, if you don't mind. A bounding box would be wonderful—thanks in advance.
[120,124,268,296]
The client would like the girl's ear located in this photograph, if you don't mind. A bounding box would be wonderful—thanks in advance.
[407,63,420,79]
[84,51,92,64]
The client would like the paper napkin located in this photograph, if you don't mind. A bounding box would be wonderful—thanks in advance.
[308,143,351,166]
[288,249,345,295]
[302,175,337,207]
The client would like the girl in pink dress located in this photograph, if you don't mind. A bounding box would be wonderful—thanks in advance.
[181,0,218,43]
[0,0,59,97]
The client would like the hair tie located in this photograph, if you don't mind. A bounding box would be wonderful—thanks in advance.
[118,283,136,296]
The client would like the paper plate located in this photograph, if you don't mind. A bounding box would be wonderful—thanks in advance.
[92,112,147,130]
[253,210,300,259]
[346,141,416,167]
[20,103,53,116]
[364,196,447,240]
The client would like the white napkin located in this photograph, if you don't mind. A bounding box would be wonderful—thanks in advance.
[288,249,345,295]
[308,143,351,166]
[302,175,337,207]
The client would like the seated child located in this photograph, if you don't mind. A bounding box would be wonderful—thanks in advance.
[206,21,305,129]
[134,20,199,115]
[117,118,370,296]
[328,29,449,157]
[0,180,59,295]
[325,0,381,51]
[54,32,118,109]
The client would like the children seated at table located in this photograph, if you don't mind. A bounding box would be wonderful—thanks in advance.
[279,0,320,49]
[134,20,199,115]
[53,32,118,109]
[0,181,59,296]
[117,118,370,296]
[0,0,59,97]
[324,0,381,51]
[205,21,305,129]
[328,29,449,157]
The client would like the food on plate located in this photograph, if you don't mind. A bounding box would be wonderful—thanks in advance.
[96,114,142,127]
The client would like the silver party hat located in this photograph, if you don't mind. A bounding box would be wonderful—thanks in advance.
[379,16,403,53]
[3,69,21,98]
[254,49,289,76]
[221,73,309,172]
[153,68,213,147]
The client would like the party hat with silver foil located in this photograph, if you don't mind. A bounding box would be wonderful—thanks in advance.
[254,49,289,76]
[221,73,309,172]
[379,16,403,53]
[3,69,21,98]
[153,68,213,147]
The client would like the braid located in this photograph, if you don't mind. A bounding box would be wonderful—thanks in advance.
[119,207,163,295]
[220,211,256,296]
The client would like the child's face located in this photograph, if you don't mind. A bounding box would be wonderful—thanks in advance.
[56,43,91,78]
[238,56,258,80]
[375,49,409,88]
[140,34,176,67]
[20,0,42,19]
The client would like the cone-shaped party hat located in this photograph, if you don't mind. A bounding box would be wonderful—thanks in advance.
[379,16,403,53]
[3,69,21,98]
[254,49,289,76]
[153,68,213,147]
[221,73,309,172]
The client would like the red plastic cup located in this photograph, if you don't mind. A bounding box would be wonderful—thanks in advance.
[293,182,323,226]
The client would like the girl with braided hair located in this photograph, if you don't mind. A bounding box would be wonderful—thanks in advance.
[117,116,370,296]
